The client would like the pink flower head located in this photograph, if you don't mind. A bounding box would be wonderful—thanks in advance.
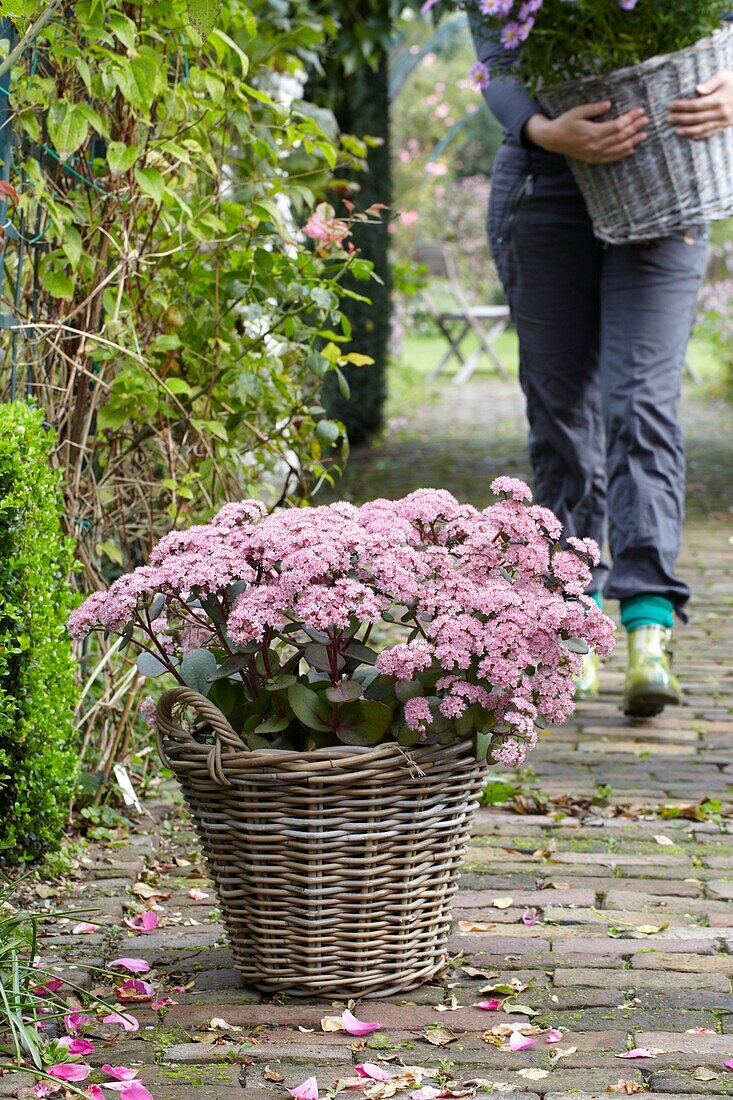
[288,1078,319,1100]
[342,1009,380,1036]
[491,476,532,501]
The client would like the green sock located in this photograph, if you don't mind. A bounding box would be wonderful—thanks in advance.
[589,592,603,611]
[620,594,675,634]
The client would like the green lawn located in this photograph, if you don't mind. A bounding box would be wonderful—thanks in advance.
[387,329,726,422]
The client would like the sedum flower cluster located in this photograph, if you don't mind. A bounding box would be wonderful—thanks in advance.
[69,480,614,766]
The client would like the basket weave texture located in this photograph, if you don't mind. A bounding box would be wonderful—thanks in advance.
[156,687,487,998]
[538,25,733,244]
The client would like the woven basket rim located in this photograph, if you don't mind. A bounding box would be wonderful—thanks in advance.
[539,21,733,99]
[161,728,481,769]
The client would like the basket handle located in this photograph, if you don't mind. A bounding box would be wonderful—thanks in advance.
[156,686,248,787]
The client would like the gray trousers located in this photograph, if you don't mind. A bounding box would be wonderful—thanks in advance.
[488,144,708,614]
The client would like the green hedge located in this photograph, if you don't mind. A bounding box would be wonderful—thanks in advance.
[0,403,78,864]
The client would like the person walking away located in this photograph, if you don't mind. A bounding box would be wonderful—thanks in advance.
[469,10,733,717]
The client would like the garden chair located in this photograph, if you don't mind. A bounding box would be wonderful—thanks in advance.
[411,241,511,382]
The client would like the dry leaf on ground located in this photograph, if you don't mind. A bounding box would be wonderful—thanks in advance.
[422,1026,464,1046]
[458,921,496,933]
[608,1080,647,1094]
[492,897,514,909]
[517,1068,549,1080]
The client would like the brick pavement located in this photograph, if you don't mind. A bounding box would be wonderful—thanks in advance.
[5,379,733,1100]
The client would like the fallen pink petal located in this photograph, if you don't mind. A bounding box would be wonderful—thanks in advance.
[545,1029,564,1044]
[32,979,63,996]
[615,1049,657,1060]
[57,1036,95,1055]
[187,889,210,901]
[521,907,539,926]
[120,1086,155,1100]
[724,1060,733,1071]
[151,997,177,1009]
[72,922,99,934]
[475,999,502,1011]
[48,1065,92,1082]
[409,1089,442,1100]
[115,979,156,1003]
[109,958,151,974]
[86,1088,105,1100]
[103,1012,140,1032]
[288,1076,319,1099]
[102,1066,139,1082]
[355,1063,390,1081]
[342,1009,380,1036]
[65,1012,91,1035]
[124,912,159,934]
[509,1031,537,1052]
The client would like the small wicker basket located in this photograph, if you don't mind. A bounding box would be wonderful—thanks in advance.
[538,25,733,244]
[156,687,487,998]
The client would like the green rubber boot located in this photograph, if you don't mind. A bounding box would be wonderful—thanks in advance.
[575,650,600,698]
[623,625,681,718]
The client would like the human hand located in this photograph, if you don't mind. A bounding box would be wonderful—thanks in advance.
[668,71,733,139]
[524,101,649,163]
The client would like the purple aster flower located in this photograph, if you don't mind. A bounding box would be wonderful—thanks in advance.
[500,21,523,48]
[619,0,638,7]
[470,60,491,89]
[480,0,513,15]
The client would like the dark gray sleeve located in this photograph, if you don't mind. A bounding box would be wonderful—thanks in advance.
[467,8,542,145]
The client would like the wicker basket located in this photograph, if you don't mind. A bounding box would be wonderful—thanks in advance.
[156,687,487,998]
[538,25,733,244]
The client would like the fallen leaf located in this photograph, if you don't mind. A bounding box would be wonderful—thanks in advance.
[615,1049,657,1060]
[320,1016,344,1033]
[550,1046,577,1063]
[516,1069,549,1080]
[492,897,514,909]
[608,1080,646,1094]
[462,966,495,980]
[458,921,496,933]
[435,996,461,1012]
[132,882,168,901]
[208,1018,242,1032]
[633,924,669,935]
[502,1003,536,1017]
[264,1067,285,1082]
[692,1068,719,1082]
[654,835,674,846]
[422,1025,463,1047]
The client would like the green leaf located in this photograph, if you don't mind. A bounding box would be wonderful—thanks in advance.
[335,699,393,746]
[209,26,250,76]
[397,723,422,747]
[287,683,332,733]
[47,100,88,160]
[113,52,162,115]
[315,419,340,443]
[395,680,423,704]
[325,681,363,704]
[136,652,170,678]
[180,648,218,694]
[61,225,82,270]
[108,11,136,48]
[208,653,248,681]
[344,642,379,667]
[165,378,193,396]
[41,269,74,299]
[304,643,333,673]
[475,729,493,765]
[107,142,139,173]
[254,715,290,734]
[134,167,165,205]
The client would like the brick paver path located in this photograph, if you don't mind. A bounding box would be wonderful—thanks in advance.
[8,379,733,1100]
